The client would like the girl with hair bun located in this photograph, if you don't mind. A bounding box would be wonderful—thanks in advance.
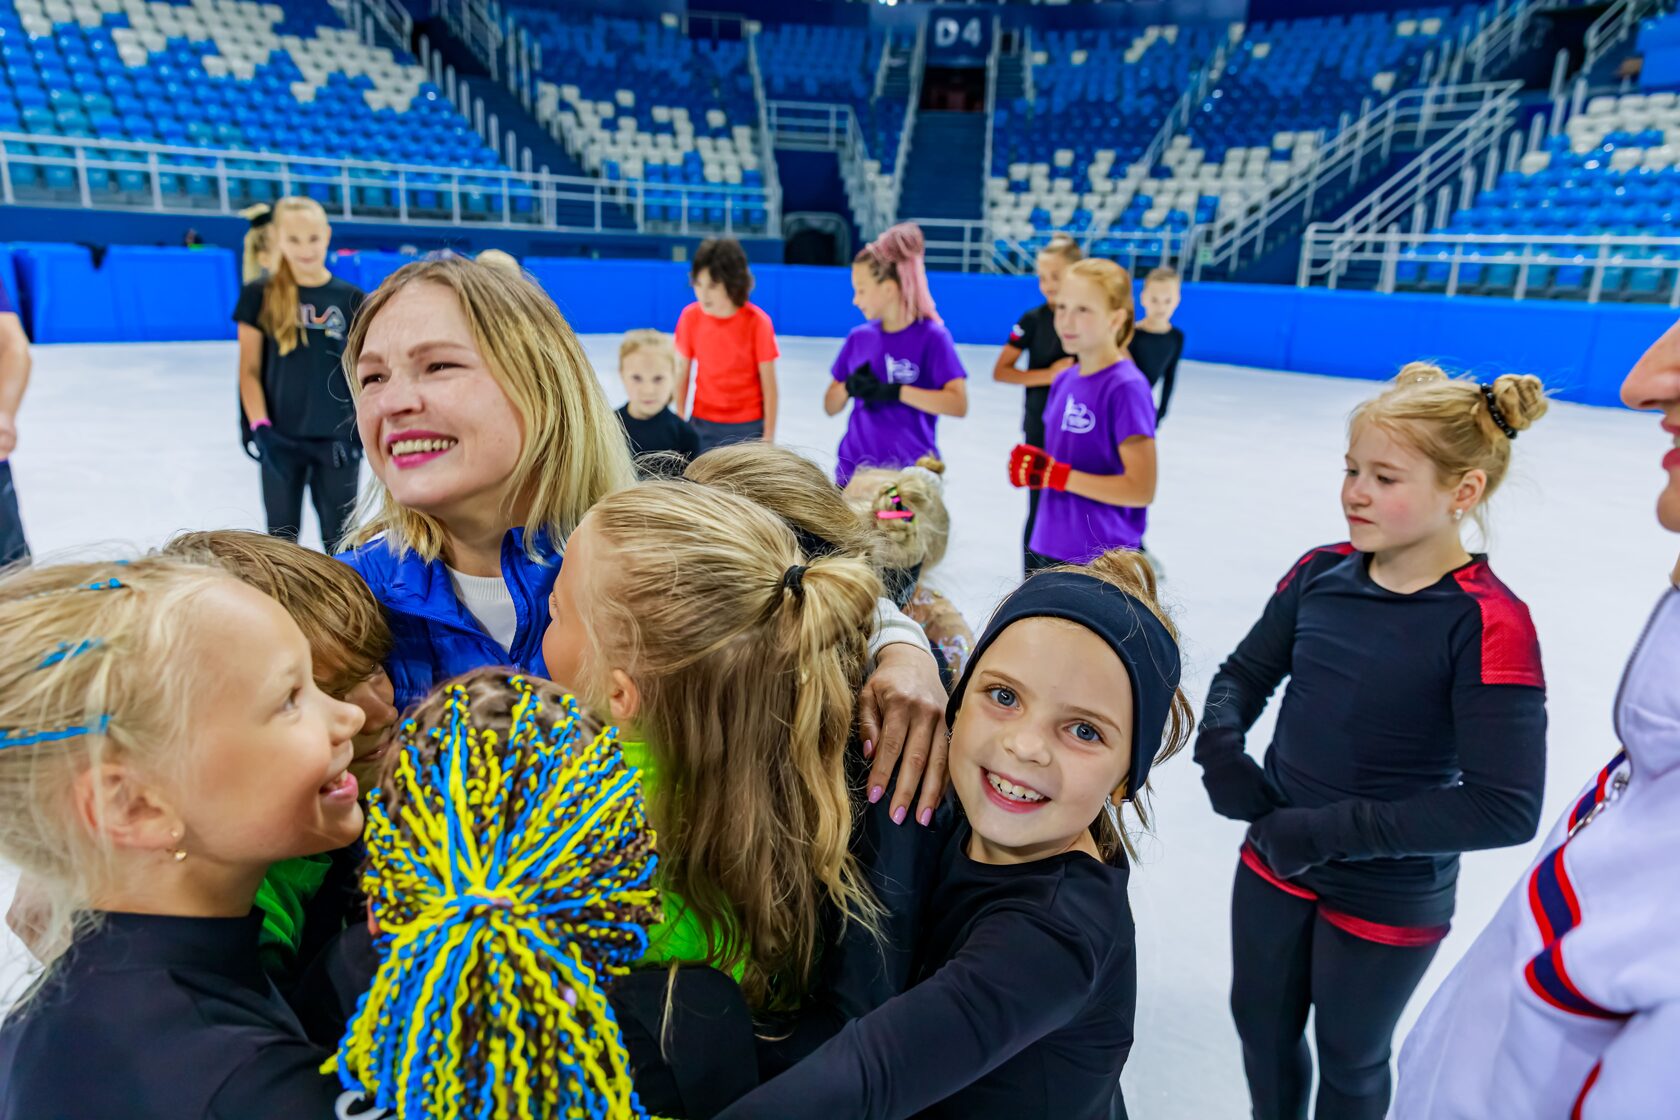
[1194,363,1552,1120]
[825,223,968,488]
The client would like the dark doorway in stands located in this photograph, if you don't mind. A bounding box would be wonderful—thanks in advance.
[919,67,986,114]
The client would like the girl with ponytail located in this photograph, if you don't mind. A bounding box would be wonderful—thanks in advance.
[824,222,968,488]
[336,668,659,1119]
[539,480,885,1113]
[233,195,365,550]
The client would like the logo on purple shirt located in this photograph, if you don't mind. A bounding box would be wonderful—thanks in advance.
[1061,398,1097,434]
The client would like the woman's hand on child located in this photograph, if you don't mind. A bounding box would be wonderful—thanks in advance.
[1245,807,1333,880]
[846,365,902,404]
[859,643,949,827]
[1009,444,1071,492]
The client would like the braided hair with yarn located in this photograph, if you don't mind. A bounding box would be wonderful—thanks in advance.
[336,668,660,1120]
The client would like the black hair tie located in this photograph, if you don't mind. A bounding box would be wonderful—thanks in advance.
[247,209,272,230]
[1480,384,1518,440]
[781,565,808,601]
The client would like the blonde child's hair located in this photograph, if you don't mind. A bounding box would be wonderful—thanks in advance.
[684,443,878,565]
[239,203,274,285]
[1351,363,1549,531]
[842,455,950,572]
[0,557,239,995]
[159,530,391,696]
[1065,258,1136,349]
[258,196,331,356]
[580,481,882,1011]
[474,248,521,277]
[1037,233,1084,265]
[1144,265,1181,286]
[1038,548,1193,861]
[341,255,637,562]
[337,668,657,1118]
[618,328,679,380]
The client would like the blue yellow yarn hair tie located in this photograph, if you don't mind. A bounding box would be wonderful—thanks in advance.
[334,670,660,1120]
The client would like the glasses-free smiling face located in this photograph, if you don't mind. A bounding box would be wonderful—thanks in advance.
[620,349,676,421]
[1053,271,1126,358]
[850,263,900,323]
[172,582,367,864]
[338,667,397,790]
[1621,318,1680,533]
[1342,421,1470,554]
[948,617,1132,866]
[353,281,526,524]
[274,209,329,276]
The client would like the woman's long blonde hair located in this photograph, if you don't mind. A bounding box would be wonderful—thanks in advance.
[580,481,882,1011]
[0,557,236,1006]
[258,196,330,356]
[340,255,636,561]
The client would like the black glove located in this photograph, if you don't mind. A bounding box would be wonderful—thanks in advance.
[1246,807,1332,880]
[249,424,281,465]
[846,364,901,403]
[1200,753,1279,823]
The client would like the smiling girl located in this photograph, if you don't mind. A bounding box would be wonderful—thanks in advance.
[825,223,968,488]
[1391,322,1680,1118]
[718,548,1191,1119]
[0,556,366,1117]
[1008,258,1157,572]
[1194,364,1551,1120]
[234,196,366,549]
[336,256,636,710]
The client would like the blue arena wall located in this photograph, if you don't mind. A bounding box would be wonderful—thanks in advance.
[3,247,1668,409]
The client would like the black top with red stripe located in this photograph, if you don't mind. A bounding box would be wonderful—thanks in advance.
[1200,544,1548,926]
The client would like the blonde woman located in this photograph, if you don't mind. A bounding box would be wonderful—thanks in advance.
[234,196,365,548]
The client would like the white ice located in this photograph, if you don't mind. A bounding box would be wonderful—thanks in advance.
[6,333,1674,1117]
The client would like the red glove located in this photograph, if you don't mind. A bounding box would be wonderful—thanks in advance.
[1009,444,1071,491]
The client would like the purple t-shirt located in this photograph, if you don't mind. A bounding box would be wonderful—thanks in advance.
[831,319,966,487]
[1029,358,1157,561]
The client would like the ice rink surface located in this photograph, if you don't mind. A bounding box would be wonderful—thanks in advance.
[7,331,1675,1117]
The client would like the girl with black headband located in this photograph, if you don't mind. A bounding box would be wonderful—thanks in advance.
[1194,364,1551,1120]
[719,547,1192,1119]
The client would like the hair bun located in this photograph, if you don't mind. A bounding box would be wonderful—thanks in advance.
[1490,373,1549,433]
[872,222,925,263]
[912,455,946,477]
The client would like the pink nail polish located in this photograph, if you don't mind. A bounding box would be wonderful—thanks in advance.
[869,785,884,804]
[918,808,933,827]
[863,739,874,760]
[892,805,907,825]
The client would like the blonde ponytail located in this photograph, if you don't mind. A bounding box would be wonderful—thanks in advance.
[239,203,273,285]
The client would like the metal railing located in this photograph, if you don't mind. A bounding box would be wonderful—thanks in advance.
[1299,229,1680,304]
[914,217,1011,273]
[1192,80,1520,278]
[1584,0,1665,75]
[1138,35,1231,178]
[996,228,1192,276]
[343,0,412,54]
[766,100,891,238]
[746,28,785,236]
[434,0,502,79]
[0,133,778,238]
[889,19,929,223]
[982,13,1002,196]
[1446,0,1540,84]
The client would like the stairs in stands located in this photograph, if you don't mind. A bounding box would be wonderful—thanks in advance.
[896,111,986,220]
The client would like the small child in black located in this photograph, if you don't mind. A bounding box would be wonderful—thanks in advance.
[719,549,1190,1120]
[616,329,700,475]
[1129,266,1185,425]
[994,235,1082,571]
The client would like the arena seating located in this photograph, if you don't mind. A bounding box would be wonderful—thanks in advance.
[521,9,768,230]
[1397,91,1680,300]
[0,0,506,213]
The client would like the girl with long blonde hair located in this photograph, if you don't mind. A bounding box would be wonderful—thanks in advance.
[233,195,366,549]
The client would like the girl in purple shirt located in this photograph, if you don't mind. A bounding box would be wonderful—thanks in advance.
[825,223,968,487]
[1010,259,1158,568]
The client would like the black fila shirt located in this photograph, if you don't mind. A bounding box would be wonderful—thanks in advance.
[234,276,365,441]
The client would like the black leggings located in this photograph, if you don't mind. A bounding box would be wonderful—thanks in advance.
[1229,862,1439,1120]
[259,434,360,550]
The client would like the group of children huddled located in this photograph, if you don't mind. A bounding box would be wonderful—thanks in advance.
[5,202,1676,1120]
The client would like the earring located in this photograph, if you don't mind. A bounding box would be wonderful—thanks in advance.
[171,829,186,863]
[1453,509,1465,522]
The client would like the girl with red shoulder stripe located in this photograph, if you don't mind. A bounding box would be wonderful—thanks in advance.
[1193,364,1551,1120]
[1393,321,1680,1119]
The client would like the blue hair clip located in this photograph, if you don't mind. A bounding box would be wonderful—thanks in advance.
[0,713,112,750]
[37,639,102,670]
[22,576,127,601]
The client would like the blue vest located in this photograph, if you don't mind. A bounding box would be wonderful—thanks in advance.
[336,527,558,710]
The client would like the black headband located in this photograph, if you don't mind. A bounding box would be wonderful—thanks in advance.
[947,570,1181,800]
[1480,384,1517,440]
[247,209,272,230]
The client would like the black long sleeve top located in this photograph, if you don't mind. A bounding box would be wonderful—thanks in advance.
[718,819,1134,1120]
[1196,544,1549,926]
[0,912,355,1120]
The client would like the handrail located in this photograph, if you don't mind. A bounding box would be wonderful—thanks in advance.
[1299,228,1680,306]
[982,13,1001,197]
[1456,0,1537,83]
[433,0,503,79]
[0,131,778,238]
[1585,0,1664,75]
[1023,25,1036,104]
[890,19,928,223]
[746,26,783,232]
[1139,34,1231,179]
[1194,80,1519,277]
[766,100,891,238]
[345,0,412,54]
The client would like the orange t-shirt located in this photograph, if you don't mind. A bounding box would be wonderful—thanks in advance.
[674,301,780,424]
